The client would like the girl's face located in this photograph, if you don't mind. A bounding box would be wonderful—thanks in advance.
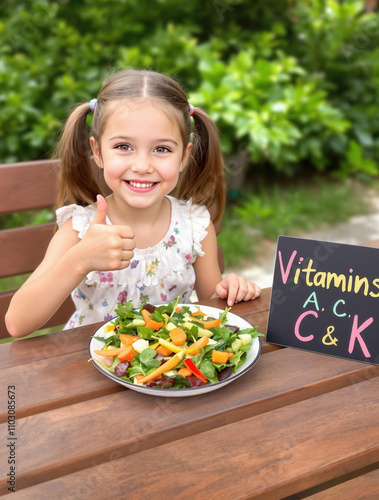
[90,101,192,211]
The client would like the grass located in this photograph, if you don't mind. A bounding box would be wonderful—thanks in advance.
[218,177,371,268]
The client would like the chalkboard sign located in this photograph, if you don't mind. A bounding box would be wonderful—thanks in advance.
[266,236,379,365]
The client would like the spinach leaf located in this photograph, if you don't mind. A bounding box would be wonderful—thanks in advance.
[140,348,161,369]
[114,301,134,319]
[199,358,218,383]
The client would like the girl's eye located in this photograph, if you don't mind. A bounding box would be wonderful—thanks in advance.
[116,144,132,151]
[155,146,171,153]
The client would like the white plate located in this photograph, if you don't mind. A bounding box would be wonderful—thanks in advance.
[88,304,262,397]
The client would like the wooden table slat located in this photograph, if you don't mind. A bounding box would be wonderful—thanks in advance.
[8,378,379,499]
[1,348,378,494]
[307,466,379,499]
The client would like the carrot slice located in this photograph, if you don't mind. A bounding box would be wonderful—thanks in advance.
[177,367,192,377]
[138,352,184,384]
[186,336,209,355]
[169,327,187,346]
[191,310,206,317]
[117,346,136,362]
[211,350,229,364]
[119,334,140,346]
[194,318,221,329]
[156,345,172,357]
[94,347,127,357]
[142,309,164,331]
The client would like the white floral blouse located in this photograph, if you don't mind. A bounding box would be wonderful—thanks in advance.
[56,196,210,329]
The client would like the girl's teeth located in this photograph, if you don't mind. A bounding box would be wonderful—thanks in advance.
[129,181,154,188]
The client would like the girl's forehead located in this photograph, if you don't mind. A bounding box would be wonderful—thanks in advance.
[103,100,182,138]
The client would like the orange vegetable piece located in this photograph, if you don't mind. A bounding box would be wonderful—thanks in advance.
[94,347,127,357]
[169,327,187,346]
[186,336,209,355]
[226,351,234,360]
[211,350,229,364]
[138,352,184,384]
[117,346,136,362]
[191,310,206,317]
[119,334,140,346]
[177,367,193,377]
[142,309,164,331]
[175,307,181,313]
[193,318,221,329]
[135,374,145,383]
[156,345,172,357]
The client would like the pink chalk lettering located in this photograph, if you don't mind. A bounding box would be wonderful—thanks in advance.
[348,315,372,358]
[278,250,297,285]
[294,310,317,342]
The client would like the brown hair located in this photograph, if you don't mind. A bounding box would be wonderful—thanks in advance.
[54,69,226,223]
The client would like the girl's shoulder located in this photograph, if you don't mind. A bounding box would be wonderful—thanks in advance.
[167,196,210,256]
[55,203,100,239]
[168,195,210,222]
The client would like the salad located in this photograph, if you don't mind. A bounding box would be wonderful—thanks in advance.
[90,297,263,390]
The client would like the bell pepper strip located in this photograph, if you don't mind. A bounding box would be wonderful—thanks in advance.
[138,351,184,384]
[119,334,140,346]
[158,338,184,354]
[117,346,136,362]
[185,336,209,355]
[163,313,169,327]
[184,358,207,384]
[104,324,115,333]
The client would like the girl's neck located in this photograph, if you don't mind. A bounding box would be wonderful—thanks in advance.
[105,195,172,249]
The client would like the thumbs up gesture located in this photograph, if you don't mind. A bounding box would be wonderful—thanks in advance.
[76,195,135,274]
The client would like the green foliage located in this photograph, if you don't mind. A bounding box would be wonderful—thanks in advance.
[0,0,378,178]
[219,178,369,267]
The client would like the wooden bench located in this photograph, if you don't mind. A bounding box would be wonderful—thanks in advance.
[0,160,224,339]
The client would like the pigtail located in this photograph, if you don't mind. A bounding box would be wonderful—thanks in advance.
[176,108,227,224]
[54,102,104,209]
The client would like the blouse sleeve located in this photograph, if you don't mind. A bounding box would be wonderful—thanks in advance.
[190,201,211,257]
[55,204,96,240]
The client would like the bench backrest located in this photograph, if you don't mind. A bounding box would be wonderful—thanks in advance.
[0,160,223,338]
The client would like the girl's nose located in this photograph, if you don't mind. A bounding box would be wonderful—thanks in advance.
[131,152,153,174]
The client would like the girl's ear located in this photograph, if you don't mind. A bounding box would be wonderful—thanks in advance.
[90,137,102,168]
[180,142,193,172]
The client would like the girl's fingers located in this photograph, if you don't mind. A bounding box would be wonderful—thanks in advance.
[216,274,261,305]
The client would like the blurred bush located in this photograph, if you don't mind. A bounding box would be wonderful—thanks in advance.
[0,0,378,179]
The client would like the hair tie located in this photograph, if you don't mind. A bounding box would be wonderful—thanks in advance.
[89,98,97,112]
[189,103,195,116]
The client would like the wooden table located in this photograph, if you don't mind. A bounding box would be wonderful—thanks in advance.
[1,288,379,499]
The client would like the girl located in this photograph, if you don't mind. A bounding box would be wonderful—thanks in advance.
[6,69,261,338]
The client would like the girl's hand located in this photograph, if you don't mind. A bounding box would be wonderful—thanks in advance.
[75,195,135,274]
[215,273,261,307]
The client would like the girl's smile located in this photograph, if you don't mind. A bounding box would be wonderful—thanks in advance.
[124,179,159,192]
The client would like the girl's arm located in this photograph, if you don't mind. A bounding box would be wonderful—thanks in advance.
[6,197,135,338]
[5,220,88,337]
[193,222,261,306]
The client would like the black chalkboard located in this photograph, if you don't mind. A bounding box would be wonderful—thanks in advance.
[266,236,379,365]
